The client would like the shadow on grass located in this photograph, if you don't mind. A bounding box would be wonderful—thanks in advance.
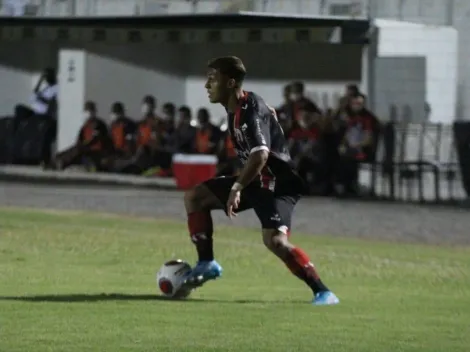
[0,293,306,304]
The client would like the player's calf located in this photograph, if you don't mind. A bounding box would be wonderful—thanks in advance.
[184,183,224,289]
[184,184,220,260]
[262,229,336,301]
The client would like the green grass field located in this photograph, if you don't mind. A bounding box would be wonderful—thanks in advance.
[1,207,469,352]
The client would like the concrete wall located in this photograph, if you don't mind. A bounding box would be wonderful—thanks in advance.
[0,40,361,129]
[371,0,470,120]
[374,19,458,123]
[84,44,187,121]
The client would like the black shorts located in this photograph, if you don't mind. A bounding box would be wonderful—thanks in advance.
[203,176,301,234]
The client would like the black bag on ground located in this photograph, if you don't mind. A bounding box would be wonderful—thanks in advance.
[0,116,15,164]
[10,117,56,165]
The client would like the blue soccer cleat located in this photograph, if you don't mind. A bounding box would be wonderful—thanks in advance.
[312,291,340,306]
[183,260,223,289]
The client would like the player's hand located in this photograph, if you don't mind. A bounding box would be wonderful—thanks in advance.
[226,189,241,219]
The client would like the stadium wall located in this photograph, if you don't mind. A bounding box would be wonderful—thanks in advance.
[374,19,458,124]
[53,42,363,150]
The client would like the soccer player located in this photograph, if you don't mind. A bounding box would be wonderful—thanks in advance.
[182,56,339,305]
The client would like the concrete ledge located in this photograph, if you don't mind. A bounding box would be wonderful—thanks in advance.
[0,165,178,189]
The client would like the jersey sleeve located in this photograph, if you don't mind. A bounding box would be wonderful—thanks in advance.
[244,106,271,154]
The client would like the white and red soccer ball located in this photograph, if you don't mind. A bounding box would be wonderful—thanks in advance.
[156,259,193,299]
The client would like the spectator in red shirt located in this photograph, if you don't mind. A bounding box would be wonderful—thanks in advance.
[288,106,325,194]
[337,93,378,195]
[289,81,322,125]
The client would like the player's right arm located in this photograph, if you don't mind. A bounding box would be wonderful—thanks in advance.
[232,106,271,190]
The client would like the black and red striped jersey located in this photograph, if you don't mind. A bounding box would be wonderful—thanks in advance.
[227,91,302,190]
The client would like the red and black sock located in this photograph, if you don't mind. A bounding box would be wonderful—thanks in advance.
[284,247,329,294]
[187,211,214,262]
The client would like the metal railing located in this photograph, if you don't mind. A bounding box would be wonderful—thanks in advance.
[0,0,370,17]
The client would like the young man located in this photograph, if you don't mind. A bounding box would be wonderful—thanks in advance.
[182,56,339,305]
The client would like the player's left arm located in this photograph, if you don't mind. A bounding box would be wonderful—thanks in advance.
[233,109,271,190]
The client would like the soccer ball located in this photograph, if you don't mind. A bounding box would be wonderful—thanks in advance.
[156,259,193,299]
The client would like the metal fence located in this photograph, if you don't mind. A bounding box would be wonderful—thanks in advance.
[0,0,370,17]
[360,120,466,203]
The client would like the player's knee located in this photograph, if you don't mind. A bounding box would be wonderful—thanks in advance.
[184,185,204,213]
[262,229,290,254]
[184,184,213,213]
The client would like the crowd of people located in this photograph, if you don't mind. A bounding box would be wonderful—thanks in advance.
[49,81,379,196]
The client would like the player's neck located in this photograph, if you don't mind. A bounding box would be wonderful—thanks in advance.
[225,88,245,113]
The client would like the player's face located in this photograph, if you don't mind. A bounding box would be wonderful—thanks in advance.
[205,68,230,104]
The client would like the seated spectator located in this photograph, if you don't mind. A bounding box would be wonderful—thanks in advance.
[289,81,322,125]
[111,99,175,177]
[288,107,325,194]
[109,102,137,158]
[15,68,58,122]
[102,102,139,173]
[120,107,172,177]
[216,128,239,176]
[336,93,378,195]
[172,106,197,153]
[337,84,359,113]
[129,98,161,173]
[51,101,111,170]
[159,102,177,150]
[276,83,294,135]
[140,95,159,121]
[195,108,220,155]
[135,95,160,158]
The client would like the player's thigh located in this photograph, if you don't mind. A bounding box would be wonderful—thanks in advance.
[184,177,228,212]
[192,176,253,213]
[252,193,299,251]
[252,191,299,234]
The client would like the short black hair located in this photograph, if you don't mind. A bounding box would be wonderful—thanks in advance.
[84,101,96,112]
[347,84,359,95]
[207,56,246,84]
[111,102,125,114]
[143,95,156,105]
[197,108,210,120]
[178,105,191,118]
[291,81,305,94]
[162,102,176,114]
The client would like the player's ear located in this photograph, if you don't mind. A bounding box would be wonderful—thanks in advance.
[227,78,236,89]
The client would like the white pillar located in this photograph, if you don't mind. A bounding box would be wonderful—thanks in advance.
[57,49,87,151]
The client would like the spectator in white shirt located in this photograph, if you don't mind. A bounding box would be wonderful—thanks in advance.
[15,68,58,120]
